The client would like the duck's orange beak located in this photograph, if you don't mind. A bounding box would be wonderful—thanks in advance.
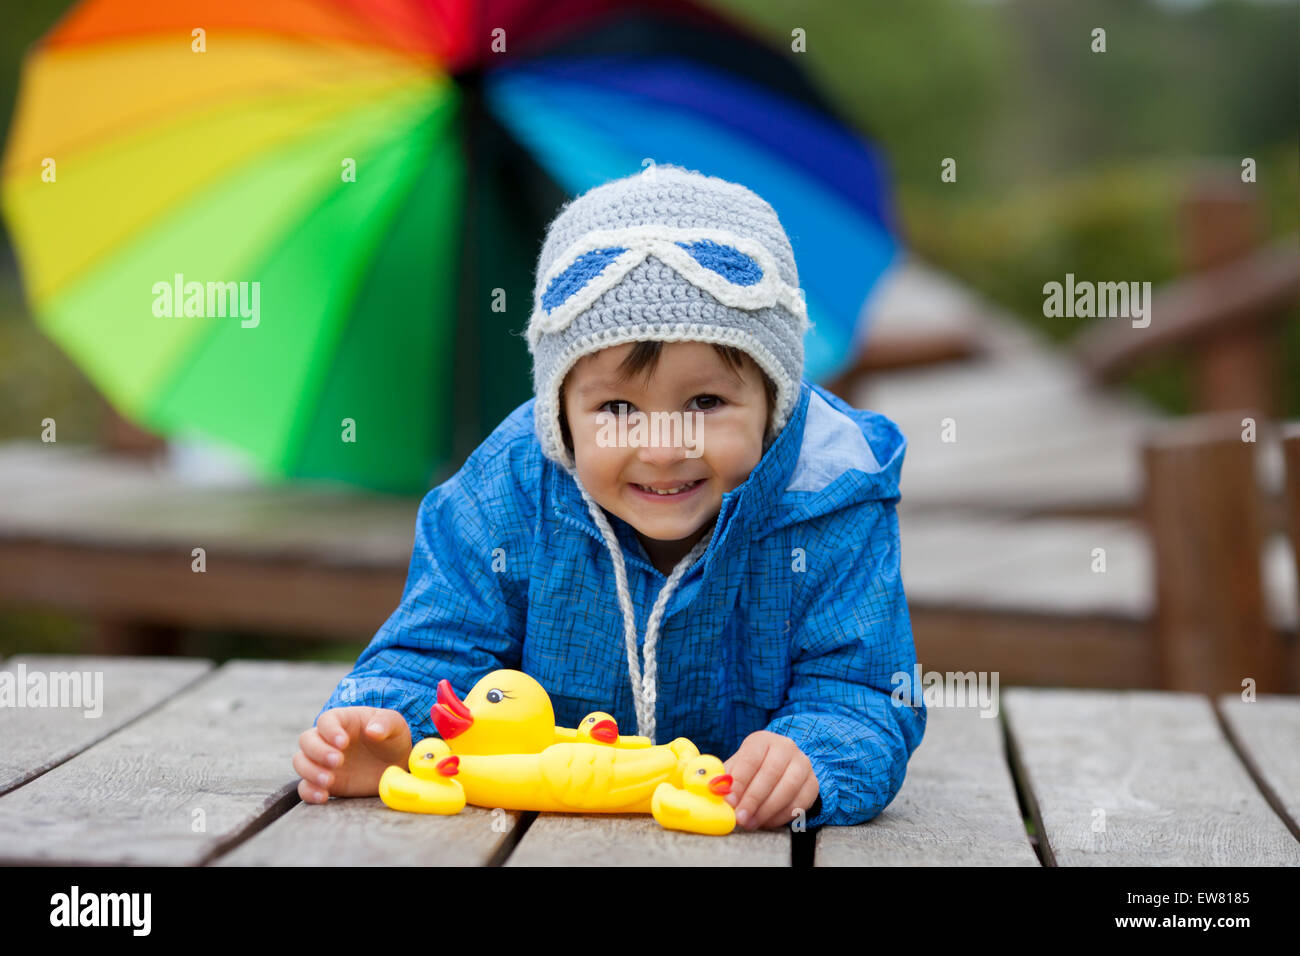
[708,774,733,795]
[430,679,473,739]
[591,719,618,743]
[436,755,459,777]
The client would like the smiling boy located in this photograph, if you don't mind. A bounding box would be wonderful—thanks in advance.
[299,165,925,830]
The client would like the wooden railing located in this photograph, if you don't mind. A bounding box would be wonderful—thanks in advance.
[1075,174,1300,416]
[1141,414,1300,693]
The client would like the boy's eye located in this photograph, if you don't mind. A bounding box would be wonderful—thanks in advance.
[691,394,722,411]
[600,400,634,416]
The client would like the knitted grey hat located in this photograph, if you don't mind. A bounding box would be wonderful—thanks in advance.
[525,164,809,472]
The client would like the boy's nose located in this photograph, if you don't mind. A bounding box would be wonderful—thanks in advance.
[635,437,689,468]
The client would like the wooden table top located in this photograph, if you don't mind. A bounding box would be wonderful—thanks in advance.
[1,655,1296,866]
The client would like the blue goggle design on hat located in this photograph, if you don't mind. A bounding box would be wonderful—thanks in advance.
[527,226,807,347]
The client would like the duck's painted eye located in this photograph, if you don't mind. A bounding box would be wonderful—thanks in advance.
[486,688,504,703]
[697,767,707,775]
[585,716,595,723]
[423,753,436,760]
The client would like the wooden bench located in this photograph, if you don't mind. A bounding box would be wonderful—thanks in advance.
[0,440,417,649]
[1,655,1296,865]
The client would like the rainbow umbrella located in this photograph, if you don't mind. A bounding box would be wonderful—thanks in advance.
[1,0,898,493]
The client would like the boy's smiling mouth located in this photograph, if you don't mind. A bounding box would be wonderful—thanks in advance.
[629,478,706,498]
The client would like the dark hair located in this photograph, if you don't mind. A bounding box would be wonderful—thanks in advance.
[558,341,778,456]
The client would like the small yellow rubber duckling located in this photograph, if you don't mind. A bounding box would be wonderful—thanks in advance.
[651,754,736,835]
[573,711,652,748]
[577,711,621,745]
[378,738,466,815]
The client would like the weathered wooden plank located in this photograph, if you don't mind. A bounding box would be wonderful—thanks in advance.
[214,799,525,867]
[1003,688,1300,865]
[816,697,1039,866]
[1216,694,1300,837]
[505,812,789,866]
[0,655,212,794]
[0,660,346,865]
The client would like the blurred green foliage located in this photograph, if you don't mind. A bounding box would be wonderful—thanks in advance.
[709,0,1300,415]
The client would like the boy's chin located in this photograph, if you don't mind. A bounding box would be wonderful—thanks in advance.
[630,517,711,542]
[620,502,719,544]
[586,481,721,542]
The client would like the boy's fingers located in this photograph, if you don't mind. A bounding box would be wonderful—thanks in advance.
[292,750,332,791]
[365,711,395,738]
[765,777,822,830]
[793,777,822,825]
[298,728,342,768]
[316,710,349,750]
[751,761,806,829]
[297,778,328,804]
[735,752,788,829]
[722,735,771,809]
[723,734,770,787]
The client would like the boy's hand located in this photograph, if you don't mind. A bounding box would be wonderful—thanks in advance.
[293,707,412,804]
[723,730,820,830]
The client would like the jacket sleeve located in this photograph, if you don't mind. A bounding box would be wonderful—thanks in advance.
[763,499,926,828]
[314,461,528,742]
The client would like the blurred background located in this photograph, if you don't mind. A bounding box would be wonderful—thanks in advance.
[0,0,1297,694]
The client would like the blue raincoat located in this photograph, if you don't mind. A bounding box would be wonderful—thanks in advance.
[316,379,925,827]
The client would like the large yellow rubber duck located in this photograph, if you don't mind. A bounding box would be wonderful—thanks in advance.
[384,669,723,829]
[428,670,556,755]
[431,671,653,752]
[439,738,692,812]
[651,755,737,836]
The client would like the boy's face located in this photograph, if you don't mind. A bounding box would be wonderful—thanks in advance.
[562,341,769,569]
